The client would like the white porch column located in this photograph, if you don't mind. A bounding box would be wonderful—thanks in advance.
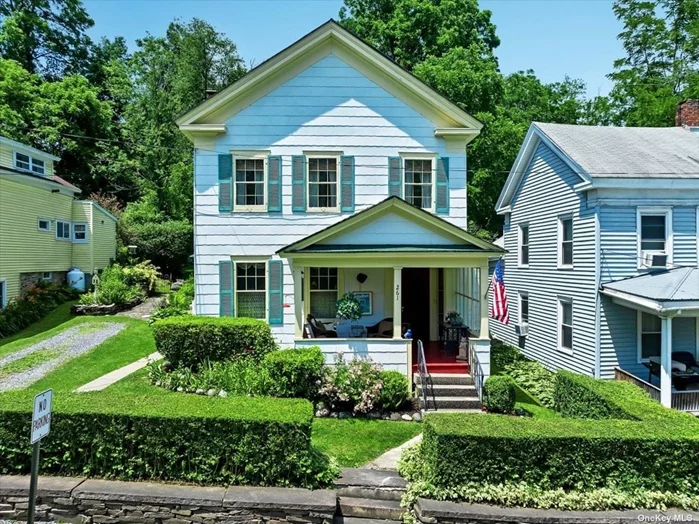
[479,264,489,339]
[429,268,439,341]
[294,266,305,338]
[660,315,673,408]
[393,267,402,339]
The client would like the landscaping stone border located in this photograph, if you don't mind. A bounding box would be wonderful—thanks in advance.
[2,474,699,524]
[72,297,143,316]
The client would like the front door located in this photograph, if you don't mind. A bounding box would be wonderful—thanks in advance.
[402,268,430,340]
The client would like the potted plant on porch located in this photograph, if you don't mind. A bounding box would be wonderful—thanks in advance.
[336,292,363,337]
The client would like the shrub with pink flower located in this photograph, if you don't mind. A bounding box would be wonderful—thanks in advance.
[319,352,384,414]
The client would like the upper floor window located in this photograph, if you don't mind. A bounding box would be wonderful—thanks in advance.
[308,157,338,210]
[56,221,70,240]
[14,151,45,175]
[309,267,338,319]
[235,158,265,211]
[518,224,530,267]
[638,311,661,362]
[637,207,672,268]
[404,158,433,210]
[236,262,266,319]
[73,223,88,243]
[558,297,573,353]
[558,216,573,267]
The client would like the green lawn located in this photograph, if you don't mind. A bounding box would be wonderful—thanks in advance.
[0,301,77,353]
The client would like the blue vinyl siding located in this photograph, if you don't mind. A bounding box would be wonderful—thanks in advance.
[490,141,597,376]
[674,207,697,266]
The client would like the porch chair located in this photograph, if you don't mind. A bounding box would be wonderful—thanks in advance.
[306,314,338,338]
[367,318,394,338]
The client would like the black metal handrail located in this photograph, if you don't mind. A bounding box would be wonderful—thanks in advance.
[469,341,484,403]
[417,339,437,411]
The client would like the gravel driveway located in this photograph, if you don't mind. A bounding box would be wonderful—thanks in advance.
[0,322,126,391]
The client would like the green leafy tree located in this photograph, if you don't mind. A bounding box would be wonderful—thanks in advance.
[0,0,94,77]
[607,0,699,126]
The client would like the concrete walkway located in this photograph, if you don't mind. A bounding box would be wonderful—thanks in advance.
[363,433,422,470]
[75,351,162,392]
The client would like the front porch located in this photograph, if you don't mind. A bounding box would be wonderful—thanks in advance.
[278,197,503,379]
[601,267,699,412]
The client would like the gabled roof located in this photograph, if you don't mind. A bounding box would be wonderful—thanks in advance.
[177,20,481,137]
[600,267,699,313]
[277,196,504,255]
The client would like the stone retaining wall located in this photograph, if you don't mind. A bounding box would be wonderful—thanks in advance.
[0,476,336,524]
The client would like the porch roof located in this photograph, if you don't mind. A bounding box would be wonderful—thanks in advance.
[600,267,699,313]
[277,196,505,256]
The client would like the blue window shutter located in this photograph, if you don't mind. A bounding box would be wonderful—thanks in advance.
[218,154,233,212]
[435,157,449,214]
[388,157,402,197]
[267,155,282,212]
[340,155,355,212]
[219,260,235,317]
[292,155,306,212]
[268,259,284,325]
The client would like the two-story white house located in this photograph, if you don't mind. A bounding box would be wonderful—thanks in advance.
[493,103,699,410]
[177,20,503,381]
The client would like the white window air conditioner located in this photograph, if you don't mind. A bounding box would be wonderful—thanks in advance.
[516,322,529,337]
[642,252,667,268]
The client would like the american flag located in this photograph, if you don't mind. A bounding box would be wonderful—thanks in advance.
[490,259,509,325]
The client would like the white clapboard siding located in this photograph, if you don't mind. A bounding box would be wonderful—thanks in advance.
[294,339,411,374]
[194,53,467,348]
[489,141,598,376]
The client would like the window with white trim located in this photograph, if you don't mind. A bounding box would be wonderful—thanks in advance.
[307,157,338,210]
[0,279,6,309]
[235,157,265,210]
[637,208,672,268]
[56,221,70,240]
[404,158,433,210]
[559,216,573,267]
[14,151,45,175]
[558,298,573,352]
[638,312,661,361]
[519,224,530,266]
[73,223,88,243]
[309,268,338,319]
[519,292,529,324]
[37,219,50,232]
[236,262,266,319]
[42,272,52,281]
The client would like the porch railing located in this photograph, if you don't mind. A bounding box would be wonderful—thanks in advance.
[469,340,484,403]
[614,367,699,412]
[416,340,436,411]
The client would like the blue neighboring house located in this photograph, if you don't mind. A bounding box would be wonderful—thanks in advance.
[492,103,699,411]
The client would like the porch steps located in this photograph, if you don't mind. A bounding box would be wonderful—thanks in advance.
[412,362,468,374]
[335,469,407,523]
[414,373,481,411]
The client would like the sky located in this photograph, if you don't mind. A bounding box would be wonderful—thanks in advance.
[84,0,623,97]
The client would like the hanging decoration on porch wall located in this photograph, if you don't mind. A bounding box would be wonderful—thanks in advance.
[354,291,373,316]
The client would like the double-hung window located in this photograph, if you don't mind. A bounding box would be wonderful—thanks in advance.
[308,157,339,210]
[558,298,573,353]
[309,268,338,319]
[235,262,266,319]
[14,151,45,175]
[559,216,573,267]
[638,312,661,361]
[637,207,671,268]
[56,221,70,240]
[404,158,433,210]
[519,224,530,266]
[234,157,265,210]
[73,223,88,243]
[519,292,529,324]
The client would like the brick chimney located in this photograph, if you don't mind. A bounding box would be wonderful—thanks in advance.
[676,99,699,127]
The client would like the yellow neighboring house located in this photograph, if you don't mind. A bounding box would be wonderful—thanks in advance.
[0,136,117,307]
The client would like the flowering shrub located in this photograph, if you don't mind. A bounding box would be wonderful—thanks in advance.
[319,353,384,413]
[0,282,79,338]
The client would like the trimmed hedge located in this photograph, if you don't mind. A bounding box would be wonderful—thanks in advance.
[483,375,515,414]
[555,370,638,420]
[0,392,334,488]
[262,347,325,399]
[378,370,411,411]
[152,316,277,368]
